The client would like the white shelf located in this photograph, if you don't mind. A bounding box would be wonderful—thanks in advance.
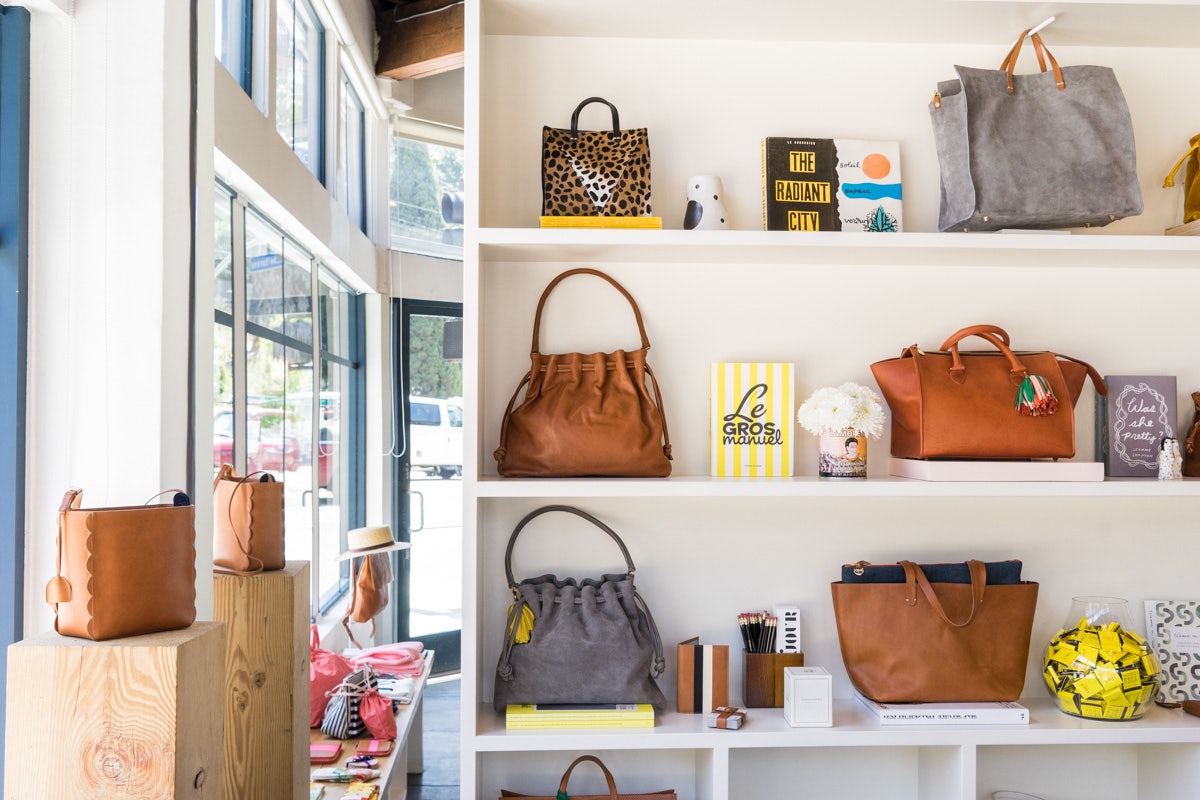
[481,0,1200,47]
[474,698,1200,751]
[475,475,1200,498]
[477,228,1200,269]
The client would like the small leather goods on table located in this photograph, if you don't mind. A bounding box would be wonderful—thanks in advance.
[500,755,676,800]
[831,559,1039,703]
[870,323,1106,460]
[705,706,746,730]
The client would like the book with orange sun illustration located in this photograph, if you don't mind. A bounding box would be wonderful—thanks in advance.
[762,138,902,233]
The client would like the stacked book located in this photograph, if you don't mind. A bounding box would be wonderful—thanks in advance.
[505,703,655,729]
[856,692,1029,725]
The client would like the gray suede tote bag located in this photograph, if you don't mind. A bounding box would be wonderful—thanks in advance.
[930,29,1142,232]
[493,505,667,713]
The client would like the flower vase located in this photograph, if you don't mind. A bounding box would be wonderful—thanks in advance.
[1042,596,1160,720]
[817,430,867,478]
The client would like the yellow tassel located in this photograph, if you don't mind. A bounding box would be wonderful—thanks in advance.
[506,603,534,644]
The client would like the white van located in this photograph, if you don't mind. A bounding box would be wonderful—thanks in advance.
[409,396,462,478]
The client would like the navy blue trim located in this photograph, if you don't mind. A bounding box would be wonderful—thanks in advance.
[0,6,30,792]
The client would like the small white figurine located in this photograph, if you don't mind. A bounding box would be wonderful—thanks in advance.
[1159,436,1183,480]
[683,175,730,230]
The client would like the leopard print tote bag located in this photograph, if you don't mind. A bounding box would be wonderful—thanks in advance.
[541,96,652,217]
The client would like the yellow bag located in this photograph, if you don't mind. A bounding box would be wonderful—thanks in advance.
[1163,133,1200,224]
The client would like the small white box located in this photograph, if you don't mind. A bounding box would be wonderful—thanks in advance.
[783,666,832,727]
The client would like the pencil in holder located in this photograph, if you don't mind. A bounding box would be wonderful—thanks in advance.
[743,651,805,708]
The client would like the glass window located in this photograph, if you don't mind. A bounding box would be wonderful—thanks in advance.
[339,73,365,231]
[213,187,363,617]
[276,0,324,180]
[389,135,463,256]
[215,0,252,92]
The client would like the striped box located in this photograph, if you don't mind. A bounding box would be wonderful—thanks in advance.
[676,637,730,714]
[710,363,795,477]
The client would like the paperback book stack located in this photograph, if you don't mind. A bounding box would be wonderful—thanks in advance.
[505,703,655,729]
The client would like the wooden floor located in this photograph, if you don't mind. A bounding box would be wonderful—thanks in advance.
[406,677,460,800]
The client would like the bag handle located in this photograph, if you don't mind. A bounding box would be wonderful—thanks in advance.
[212,463,272,577]
[1163,134,1200,189]
[1000,29,1064,94]
[570,97,620,141]
[504,505,636,588]
[939,324,1107,395]
[45,488,83,606]
[558,755,620,800]
[530,267,651,355]
[940,325,1030,387]
[901,560,987,628]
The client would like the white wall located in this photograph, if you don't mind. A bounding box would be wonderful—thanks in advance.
[24,0,199,633]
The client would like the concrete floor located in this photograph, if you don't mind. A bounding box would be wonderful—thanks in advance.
[407,677,461,799]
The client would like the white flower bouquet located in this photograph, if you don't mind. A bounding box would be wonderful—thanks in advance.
[796,382,886,438]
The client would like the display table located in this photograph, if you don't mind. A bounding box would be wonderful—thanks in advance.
[310,651,433,800]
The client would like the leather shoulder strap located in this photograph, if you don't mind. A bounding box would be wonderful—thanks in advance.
[530,268,651,355]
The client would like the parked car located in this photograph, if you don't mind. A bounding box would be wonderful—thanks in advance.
[212,407,302,475]
[409,396,462,479]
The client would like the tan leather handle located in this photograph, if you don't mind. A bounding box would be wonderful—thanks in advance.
[530,268,651,355]
[558,755,620,799]
[902,560,987,628]
[1000,29,1065,94]
[941,326,1029,386]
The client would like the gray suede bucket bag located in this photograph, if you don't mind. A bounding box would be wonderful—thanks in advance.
[493,505,667,713]
[930,29,1142,232]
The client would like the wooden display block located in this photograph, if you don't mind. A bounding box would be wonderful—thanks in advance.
[4,622,225,799]
[214,561,310,800]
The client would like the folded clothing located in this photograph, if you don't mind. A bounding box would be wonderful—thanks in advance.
[376,676,415,704]
[349,641,425,677]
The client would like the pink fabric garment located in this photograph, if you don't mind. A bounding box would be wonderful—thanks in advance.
[310,624,354,727]
[349,641,425,677]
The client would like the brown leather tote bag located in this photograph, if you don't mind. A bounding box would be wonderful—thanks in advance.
[501,755,676,799]
[831,560,1039,702]
[870,323,1106,459]
[212,463,285,576]
[45,488,197,641]
[494,268,672,477]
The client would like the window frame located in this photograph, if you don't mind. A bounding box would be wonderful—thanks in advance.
[216,0,253,93]
[214,185,364,617]
[339,70,366,231]
[275,0,325,182]
[0,6,29,791]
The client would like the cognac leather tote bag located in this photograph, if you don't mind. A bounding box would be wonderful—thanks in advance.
[212,463,285,575]
[929,29,1142,232]
[831,560,1039,702]
[45,488,197,641]
[493,506,667,713]
[501,755,676,800]
[870,323,1106,459]
[494,268,673,477]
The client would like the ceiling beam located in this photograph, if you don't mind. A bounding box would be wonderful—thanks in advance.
[376,0,464,82]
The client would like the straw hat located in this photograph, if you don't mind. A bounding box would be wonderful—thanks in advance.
[336,525,411,561]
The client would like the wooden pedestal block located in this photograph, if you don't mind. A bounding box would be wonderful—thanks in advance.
[213,561,309,800]
[4,622,225,799]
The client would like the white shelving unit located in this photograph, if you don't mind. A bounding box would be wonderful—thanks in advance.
[462,2,1200,798]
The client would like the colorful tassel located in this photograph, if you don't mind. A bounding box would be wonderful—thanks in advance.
[506,602,535,644]
[1015,374,1058,416]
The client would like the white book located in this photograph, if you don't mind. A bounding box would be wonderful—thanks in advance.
[856,692,1030,725]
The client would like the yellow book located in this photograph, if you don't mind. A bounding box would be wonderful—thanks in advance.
[539,215,663,229]
[505,703,655,729]
[711,363,795,477]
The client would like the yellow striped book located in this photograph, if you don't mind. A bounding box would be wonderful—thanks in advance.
[711,363,794,477]
[539,215,663,229]
[505,703,655,729]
